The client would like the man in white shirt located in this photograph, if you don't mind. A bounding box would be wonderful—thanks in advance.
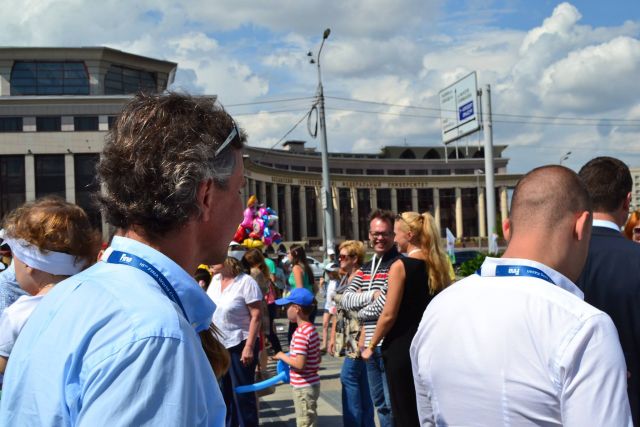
[410,165,632,426]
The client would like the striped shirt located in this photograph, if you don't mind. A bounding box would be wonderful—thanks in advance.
[289,322,321,387]
[340,247,400,346]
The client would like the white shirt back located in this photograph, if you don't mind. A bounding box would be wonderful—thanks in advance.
[410,257,632,427]
[207,273,262,349]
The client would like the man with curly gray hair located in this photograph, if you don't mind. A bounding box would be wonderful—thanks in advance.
[0,92,245,426]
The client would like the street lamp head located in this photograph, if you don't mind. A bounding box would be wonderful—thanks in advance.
[323,28,331,39]
[310,59,316,64]
[307,51,313,57]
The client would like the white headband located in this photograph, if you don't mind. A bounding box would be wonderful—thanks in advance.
[2,236,85,276]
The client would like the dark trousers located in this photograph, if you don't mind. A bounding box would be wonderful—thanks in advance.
[220,340,259,427]
[267,303,282,353]
[382,337,420,427]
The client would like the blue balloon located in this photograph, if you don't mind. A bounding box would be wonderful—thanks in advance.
[235,359,290,393]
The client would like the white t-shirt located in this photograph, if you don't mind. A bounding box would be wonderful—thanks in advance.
[0,294,43,358]
[324,279,338,313]
[206,273,262,349]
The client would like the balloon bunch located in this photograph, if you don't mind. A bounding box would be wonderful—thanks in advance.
[233,195,283,249]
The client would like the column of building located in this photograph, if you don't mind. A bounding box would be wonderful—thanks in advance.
[433,188,441,231]
[315,186,323,239]
[250,179,257,198]
[500,186,509,224]
[332,186,341,238]
[478,187,487,238]
[391,188,398,214]
[284,184,293,241]
[455,187,463,239]
[299,186,307,240]
[259,181,267,205]
[411,188,418,212]
[350,187,359,241]
[65,153,75,203]
[370,188,378,211]
[25,153,35,202]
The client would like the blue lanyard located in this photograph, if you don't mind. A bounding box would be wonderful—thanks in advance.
[106,250,190,322]
[476,265,555,286]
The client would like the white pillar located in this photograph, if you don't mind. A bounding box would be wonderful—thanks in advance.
[478,187,487,238]
[333,187,341,238]
[351,187,359,241]
[391,188,398,214]
[370,188,378,211]
[284,184,293,241]
[433,188,441,233]
[455,187,463,239]
[271,183,278,211]
[500,186,509,223]
[299,186,307,240]
[315,186,323,238]
[250,179,257,198]
[65,153,75,203]
[411,188,419,213]
[25,154,35,201]
[259,180,267,205]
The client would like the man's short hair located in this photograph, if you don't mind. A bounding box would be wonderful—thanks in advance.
[368,209,395,228]
[578,156,632,213]
[96,92,245,238]
[510,165,592,234]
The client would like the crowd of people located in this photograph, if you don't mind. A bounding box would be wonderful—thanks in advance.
[0,91,639,427]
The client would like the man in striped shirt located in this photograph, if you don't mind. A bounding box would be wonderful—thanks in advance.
[274,287,321,427]
[340,209,400,427]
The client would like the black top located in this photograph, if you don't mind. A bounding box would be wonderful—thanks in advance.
[576,226,640,425]
[383,256,433,347]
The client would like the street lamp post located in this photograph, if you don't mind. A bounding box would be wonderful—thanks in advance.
[559,151,571,165]
[474,169,485,248]
[311,28,335,256]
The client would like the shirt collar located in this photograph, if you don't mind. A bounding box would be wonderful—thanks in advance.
[105,236,215,332]
[478,256,584,299]
[592,219,621,232]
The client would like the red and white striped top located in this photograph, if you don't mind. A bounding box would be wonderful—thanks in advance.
[289,322,321,388]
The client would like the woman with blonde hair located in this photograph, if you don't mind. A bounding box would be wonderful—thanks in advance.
[362,211,451,427]
[623,209,640,243]
[0,197,100,379]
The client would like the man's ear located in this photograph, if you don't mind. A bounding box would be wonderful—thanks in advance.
[502,218,511,241]
[574,211,591,242]
[198,179,215,223]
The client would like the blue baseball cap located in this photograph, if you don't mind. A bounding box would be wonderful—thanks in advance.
[275,288,315,307]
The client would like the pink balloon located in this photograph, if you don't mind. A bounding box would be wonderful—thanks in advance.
[241,207,255,228]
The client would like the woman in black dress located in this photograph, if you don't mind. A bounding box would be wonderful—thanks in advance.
[361,211,452,426]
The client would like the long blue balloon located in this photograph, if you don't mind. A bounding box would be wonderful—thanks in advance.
[235,359,290,393]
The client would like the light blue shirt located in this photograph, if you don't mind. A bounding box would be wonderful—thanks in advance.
[0,263,28,314]
[0,236,225,426]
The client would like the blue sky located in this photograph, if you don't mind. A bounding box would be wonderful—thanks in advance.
[1,0,639,173]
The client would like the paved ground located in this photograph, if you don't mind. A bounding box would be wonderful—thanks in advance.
[258,317,346,426]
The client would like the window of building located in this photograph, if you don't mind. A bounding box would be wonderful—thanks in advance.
[104,65,157,95]
[357,189,371,239]
[366,169,385,175]
[308,166,322,173]
[36,116,61,132]
[74,154,101,229]
[432,169,450,175]
[345,169,364,175]
[462,188,478,238]
[74,116,99,131]
[397,189,412,213]
[35,155,65,199]
[424,149,440,159]
[0,156,26,220]
[417,189,434,214]
[108,116,117,130]
[409,169,428,175]
[291,187,301,241]
[11,61,89,96]
[439,189,456,237]
[376,189,392,210]
[339,188,353,239]
[0,117,23,132]
[400,149,416,159]
[330,168,343,174]
[291,165,306,172]
[388,169,406,176]
[305,187,318,238]
[274,164,289,170]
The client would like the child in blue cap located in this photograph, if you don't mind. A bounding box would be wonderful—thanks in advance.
[273,288,321,427]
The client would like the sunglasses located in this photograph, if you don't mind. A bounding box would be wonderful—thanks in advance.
[338,254,353,260]
[213,121,239,157]
[633,227,640,235]
[369,231,394,238]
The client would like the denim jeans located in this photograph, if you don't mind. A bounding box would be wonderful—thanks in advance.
[341,357,375,427]
[365,346,393,427]
[220,340,259,427]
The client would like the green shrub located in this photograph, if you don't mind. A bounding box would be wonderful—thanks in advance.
[457,252,487,277]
